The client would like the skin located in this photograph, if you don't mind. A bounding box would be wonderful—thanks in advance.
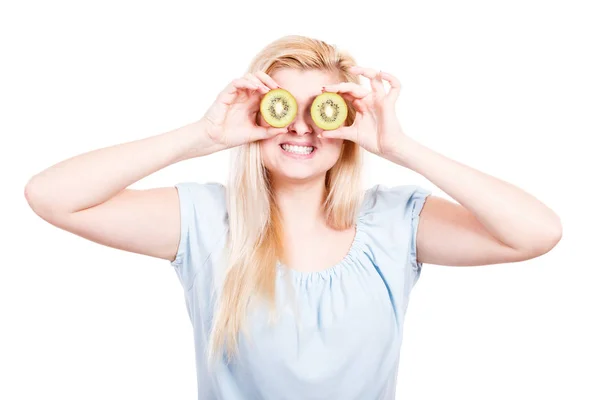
[318,65,563,265]
[256,69,356,269]
[253,66,563,269]
[24,65,563,270]
[258,69,344,184]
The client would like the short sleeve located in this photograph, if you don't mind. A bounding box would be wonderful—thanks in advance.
[170,181,228,291]
[360,184,432,281]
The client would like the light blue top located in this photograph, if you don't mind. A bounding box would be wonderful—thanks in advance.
[170,181,432,400]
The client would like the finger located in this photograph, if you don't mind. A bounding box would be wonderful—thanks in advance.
[265,126,288,137]
[337,92,366,112]
[322,82,370,99]
[255,71,281,90]
[338,93,358,110]
[244,73,271,93]
[347,65,361,75]
[351,98,368,113]
[227,81,260,106]
[379,71,401,103]
[336,93,369,115]
[251,125,287,141]
[351,66,378,79]
[232,78,260,91]
[319,126,353,141]
[216,80,244,106]
[234,79,269,96]
[350,66,385,99]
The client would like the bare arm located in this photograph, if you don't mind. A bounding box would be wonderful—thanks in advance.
[393,137,562,266]
[316,67,561,266]
[24,119,226,261]
[24,71,286,263]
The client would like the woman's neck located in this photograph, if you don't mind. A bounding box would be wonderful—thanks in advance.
[272,177,327,231]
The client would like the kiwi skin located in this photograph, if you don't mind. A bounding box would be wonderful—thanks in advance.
[310,92,348,130]
[260,88,298,128]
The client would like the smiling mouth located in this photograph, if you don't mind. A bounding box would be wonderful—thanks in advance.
[279,143,315,155]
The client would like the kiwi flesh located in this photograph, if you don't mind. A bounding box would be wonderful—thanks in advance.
[260,88,298,128]
[310,92,348,130]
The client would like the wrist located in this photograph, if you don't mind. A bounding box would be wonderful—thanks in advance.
[170,119,227,162]
[382,136,422,168]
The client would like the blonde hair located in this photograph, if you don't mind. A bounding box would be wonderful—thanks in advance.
[207,35,364,363]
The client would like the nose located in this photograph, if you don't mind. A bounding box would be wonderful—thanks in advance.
[287,110,313,136]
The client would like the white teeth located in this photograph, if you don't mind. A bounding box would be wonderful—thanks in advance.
[281,144,314,155]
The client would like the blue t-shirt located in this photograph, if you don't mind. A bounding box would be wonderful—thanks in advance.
[170,181,431,400]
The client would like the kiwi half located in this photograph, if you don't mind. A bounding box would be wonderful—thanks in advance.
[310,92,348,130]
[260,88,298,128]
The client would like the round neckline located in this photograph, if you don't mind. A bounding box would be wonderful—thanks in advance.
[276,216,366,282]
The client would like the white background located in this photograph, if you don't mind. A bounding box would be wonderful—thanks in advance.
[2,0,598,399]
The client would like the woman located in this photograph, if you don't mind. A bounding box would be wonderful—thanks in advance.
[24,35,562,399]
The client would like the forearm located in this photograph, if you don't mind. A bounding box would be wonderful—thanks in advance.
[25,119,225,214]
[386,136,563,252]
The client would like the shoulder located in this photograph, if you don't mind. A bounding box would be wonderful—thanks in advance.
[173,181,227,219]
[170,181,228,290]
[357,183,433,280]
[172,180,229,246]
[360,183,432,221]
[174,181,226,206]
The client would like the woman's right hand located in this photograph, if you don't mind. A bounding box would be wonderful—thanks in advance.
[201,71,288,149]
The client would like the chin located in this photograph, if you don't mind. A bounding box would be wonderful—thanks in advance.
[270,168,324,183]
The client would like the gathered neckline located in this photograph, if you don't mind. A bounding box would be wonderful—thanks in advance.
[275,215,367,282]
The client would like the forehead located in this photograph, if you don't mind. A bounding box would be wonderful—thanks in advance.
[270,68,340,101]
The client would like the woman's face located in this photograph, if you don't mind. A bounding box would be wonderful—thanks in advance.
[258,68,345,183]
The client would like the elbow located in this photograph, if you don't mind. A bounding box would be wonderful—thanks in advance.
[531,222,563,257]
[542,226,562,254]
[25,180,44,218]
[548,221,563,250]
[545,213,563,251]
[514,222,562,260]
[24,178,55,218]
[24,178,39,209]
[533,210,563,256]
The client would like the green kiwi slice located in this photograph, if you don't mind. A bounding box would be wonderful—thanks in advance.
[310,92,348,130]
[260,88,298,128]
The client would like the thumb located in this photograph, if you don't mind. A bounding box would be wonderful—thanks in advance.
[319,126,351,141]
[250,125,287,141]
[265,126,288,138]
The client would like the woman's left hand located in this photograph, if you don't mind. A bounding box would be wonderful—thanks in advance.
[319,66,409,158]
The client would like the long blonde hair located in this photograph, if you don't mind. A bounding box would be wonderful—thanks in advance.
[208,35,364,362]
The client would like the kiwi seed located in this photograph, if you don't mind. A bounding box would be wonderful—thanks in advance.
[260,88,298,128]
[310,92,348,130]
